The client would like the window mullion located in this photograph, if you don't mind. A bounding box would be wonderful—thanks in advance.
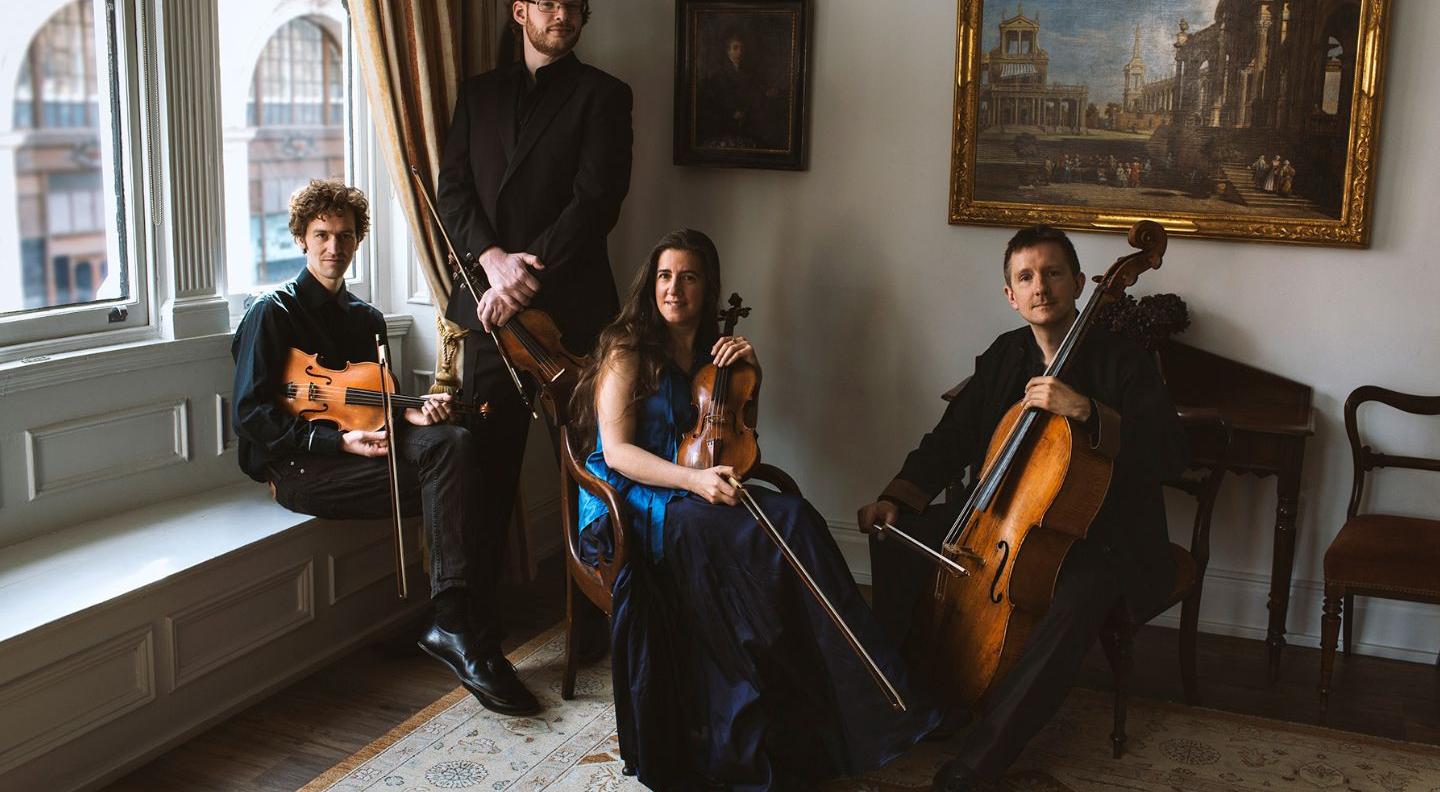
[146,0,228,339]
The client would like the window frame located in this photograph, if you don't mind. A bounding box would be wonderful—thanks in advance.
[0,0,152,359]
[223,6,377,324]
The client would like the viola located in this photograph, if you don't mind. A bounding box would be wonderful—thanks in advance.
[449,254,589,422]
[278,348,488,433]
[674,293,906,712]
[678,293,760,477]
[889,220,1168,709]
[409,166,585,423]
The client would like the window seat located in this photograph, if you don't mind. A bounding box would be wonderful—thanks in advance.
[0,480,424,792]
[0,482,310,646]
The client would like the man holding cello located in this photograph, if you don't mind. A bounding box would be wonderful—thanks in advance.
[231,179,540,716]
[857,225,1188,790]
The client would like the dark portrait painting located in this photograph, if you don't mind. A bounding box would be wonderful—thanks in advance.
[675,0,810,169]
[949,0,1390,246]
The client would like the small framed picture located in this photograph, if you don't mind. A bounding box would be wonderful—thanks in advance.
[673,0,811,170]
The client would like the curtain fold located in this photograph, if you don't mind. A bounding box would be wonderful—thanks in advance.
[349,0,497,392]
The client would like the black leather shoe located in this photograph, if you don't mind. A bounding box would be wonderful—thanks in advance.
[418,622,541,716]
[932,759,983,792]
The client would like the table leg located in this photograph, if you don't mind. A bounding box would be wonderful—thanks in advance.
[1266,439,1306,683]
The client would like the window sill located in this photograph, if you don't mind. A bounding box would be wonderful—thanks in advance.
[0,313,414,397]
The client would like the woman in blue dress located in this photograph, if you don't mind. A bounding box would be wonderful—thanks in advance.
[568,229,939,790]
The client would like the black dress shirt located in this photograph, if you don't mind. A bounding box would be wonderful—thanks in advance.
[513,52,581,142]
[231,268,388,482]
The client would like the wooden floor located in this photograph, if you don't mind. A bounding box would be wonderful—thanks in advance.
[105,555,1440,791]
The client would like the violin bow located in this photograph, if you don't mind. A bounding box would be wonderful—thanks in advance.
[871,521,971,577]
[722,474,908,713]
[408,165,536,420]
[376,335,409,599]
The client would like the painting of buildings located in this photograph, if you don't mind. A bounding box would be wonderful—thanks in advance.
[964,0,1376,231]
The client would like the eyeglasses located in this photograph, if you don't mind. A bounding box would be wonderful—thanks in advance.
[526,0,583,16]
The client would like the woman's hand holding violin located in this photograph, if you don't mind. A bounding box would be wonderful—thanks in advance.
[711,335,757,368]
[688,465,741,506]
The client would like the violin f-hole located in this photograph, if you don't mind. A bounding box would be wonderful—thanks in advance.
[304,365,333,385]
[988,540,1010,603]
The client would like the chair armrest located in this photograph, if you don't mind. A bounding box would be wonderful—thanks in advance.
[942,375,973,403]
[747,463,801,496]
[560,426,631,587]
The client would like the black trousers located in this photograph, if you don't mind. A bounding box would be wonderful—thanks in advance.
[869,503,1121,781]
[459,330,566,521]
[269,423,505,649]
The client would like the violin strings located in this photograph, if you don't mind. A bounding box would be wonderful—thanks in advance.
[282,383,477,411]
[506,322,562,380]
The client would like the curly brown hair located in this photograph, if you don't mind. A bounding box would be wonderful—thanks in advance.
[287,179,370,243]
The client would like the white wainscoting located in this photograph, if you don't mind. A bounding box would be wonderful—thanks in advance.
[826,522,1440,667]
[0,506,427,792]
[25,399,191,501]
[166,559,316,689]
[0,627,156,776]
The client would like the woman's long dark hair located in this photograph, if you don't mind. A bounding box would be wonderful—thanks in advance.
[569,229,722,446]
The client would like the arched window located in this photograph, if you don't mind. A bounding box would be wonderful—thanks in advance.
[246,17,342,127]
[241,15,347,287]
[8,0,116,314]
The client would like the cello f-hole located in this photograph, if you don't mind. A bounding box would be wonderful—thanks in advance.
[989,540,1010,604]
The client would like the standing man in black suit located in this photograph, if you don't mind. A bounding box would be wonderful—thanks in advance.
[437,0,632,655]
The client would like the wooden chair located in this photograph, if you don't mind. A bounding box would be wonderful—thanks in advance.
[1318,386,1440,718]
[1100,412,1231,758]
[556,419,803,699]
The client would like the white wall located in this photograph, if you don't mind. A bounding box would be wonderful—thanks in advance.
[569,2,1440,663]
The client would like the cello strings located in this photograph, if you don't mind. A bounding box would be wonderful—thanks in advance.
[944,273,1109,547]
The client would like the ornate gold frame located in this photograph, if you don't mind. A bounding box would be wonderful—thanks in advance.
[948,0,1390,247]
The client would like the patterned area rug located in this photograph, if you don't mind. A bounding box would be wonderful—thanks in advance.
[302,626,1440,792]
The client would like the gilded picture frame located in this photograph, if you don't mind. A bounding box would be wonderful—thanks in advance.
[948,0,1391,247]
[674,0,811,170]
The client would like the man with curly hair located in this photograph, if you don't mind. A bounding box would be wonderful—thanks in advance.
[232,179,539,716]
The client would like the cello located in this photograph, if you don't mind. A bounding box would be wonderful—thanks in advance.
[897,220,1168,707]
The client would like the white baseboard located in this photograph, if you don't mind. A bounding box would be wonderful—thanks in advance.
[826,522,1440,666]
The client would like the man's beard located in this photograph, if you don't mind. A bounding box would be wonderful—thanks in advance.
[524,20,579,57]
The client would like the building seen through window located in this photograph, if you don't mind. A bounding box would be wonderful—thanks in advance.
[2,0,124,316]
[226,8,348,292]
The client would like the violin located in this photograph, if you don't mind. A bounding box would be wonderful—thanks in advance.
[278,348,488,433]
[674,293,907,713]
[886,220,1168,709]
[450,254,589,422]
[408,166,586,423]
[678,293,760,477]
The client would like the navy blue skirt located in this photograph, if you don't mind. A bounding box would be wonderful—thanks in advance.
[582,488,940,790]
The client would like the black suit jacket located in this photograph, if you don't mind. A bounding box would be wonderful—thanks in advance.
[438,53,633,366]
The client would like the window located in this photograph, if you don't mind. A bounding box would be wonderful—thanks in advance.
[222,6,355,301]
[0,0,143,345]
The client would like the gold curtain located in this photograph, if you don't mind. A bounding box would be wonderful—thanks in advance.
[349,0,498,392]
